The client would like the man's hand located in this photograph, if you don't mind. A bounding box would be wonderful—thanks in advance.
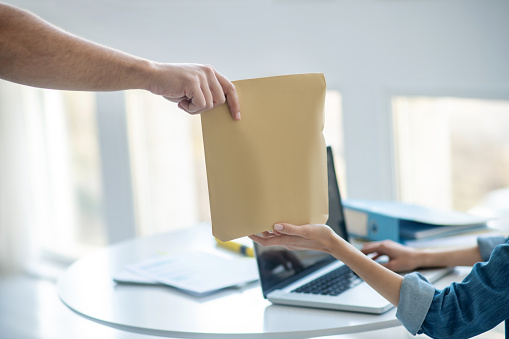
[361,240,423,272]
[0,4,240,119]
[249,223,339,254]
[146,63,240,120]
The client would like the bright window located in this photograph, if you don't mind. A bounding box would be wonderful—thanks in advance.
[126,91,203,236]
[393,96,509,229]
[323,90,347,197]
[18,86,105,261]
[34,90,106,259]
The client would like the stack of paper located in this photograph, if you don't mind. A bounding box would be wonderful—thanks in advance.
[113,250,258,297]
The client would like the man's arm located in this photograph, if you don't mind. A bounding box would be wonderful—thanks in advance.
[0,3,240,118]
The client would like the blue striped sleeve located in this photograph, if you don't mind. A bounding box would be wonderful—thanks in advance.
[397,237,509,337]
[477,236,507,261]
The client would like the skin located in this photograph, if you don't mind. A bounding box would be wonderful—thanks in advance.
[250,223,483,307]
[0,3,240,119]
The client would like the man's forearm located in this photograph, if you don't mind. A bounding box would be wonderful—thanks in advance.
[420,246,482,268]
[0,3,152,91]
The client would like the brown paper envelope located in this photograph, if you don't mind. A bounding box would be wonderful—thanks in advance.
[201,73,328,241]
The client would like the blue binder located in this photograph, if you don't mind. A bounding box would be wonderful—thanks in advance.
[342,199,489,242]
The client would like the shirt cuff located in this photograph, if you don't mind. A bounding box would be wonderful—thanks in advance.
[477,236,506,261]
[396,272,436,335]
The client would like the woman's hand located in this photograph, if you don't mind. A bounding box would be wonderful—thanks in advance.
[361,240,424,272]
[249,223,341,254]
[251,223,405,306]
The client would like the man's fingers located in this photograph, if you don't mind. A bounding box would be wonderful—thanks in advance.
[189,84,213,114]
[204,66,226,107]
[201,84,215,112]
[178,100,192,113]
[182,84,207,114]
[215,70,240,120]
[163,95,183,104]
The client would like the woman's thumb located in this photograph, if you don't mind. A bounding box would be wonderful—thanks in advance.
[273,223,301,236]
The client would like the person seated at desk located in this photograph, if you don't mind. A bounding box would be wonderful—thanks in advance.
[0,3,240,119]
[251,224,509,338]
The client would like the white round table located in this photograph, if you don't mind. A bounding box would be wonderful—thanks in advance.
[58,224,468,338]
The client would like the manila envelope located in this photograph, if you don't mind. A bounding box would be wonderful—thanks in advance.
[201,73,328,241]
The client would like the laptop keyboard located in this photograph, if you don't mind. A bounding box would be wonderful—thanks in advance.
[291,265,363,296]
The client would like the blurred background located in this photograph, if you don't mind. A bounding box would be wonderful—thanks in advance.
[0,0,508,338]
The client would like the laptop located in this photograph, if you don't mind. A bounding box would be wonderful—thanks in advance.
[253,146,452,314]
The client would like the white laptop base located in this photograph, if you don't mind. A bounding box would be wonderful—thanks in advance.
[267,260,453,314]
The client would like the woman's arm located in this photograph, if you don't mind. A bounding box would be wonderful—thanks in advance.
[0,3,240,118]
[360,240,482,272]
[251,223,404,306]
[329,236,404,306]
[417,242,509,338]
[252,224,509,338]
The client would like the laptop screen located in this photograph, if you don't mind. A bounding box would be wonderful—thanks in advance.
[254,146,349,297]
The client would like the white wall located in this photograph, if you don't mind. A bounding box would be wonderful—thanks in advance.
[10,0,509,201]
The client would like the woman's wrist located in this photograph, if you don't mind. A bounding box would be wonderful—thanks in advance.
[418,246,482,268]
[419,249,454,268]
[325,232,349,258]
[417,249,433,267]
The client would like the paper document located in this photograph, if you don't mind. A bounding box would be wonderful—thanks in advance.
[404,230,504,249]
[125,251,258,297]
[113,269,160,285]
[201,73,329,241]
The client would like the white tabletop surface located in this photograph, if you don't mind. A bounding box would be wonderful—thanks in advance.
[58,224,470,338]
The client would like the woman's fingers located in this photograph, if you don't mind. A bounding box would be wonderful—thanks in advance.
[250,234,294,247]
[273,223,312,238]
[360,242,384,255]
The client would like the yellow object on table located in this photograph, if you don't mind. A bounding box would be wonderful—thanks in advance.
[215,238,255,257]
